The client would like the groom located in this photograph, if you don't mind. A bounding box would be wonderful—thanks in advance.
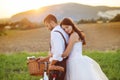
[43,14,69,80]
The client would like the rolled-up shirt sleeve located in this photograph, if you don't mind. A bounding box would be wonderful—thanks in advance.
[50,31,65,62]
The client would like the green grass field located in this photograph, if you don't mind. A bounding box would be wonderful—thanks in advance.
[0,50,120,80]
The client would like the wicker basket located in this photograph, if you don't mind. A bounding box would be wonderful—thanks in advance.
[27,59,46,76]
[27,57,64,76]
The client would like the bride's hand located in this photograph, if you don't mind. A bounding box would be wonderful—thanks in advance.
[62,32,79,58]
[48,52,53,57]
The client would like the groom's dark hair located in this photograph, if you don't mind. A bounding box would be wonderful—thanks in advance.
[44,14,57,23]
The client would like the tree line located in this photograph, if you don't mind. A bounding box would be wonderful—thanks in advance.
[77,14,120,24]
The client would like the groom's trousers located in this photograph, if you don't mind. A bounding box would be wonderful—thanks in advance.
[49,58,67,80]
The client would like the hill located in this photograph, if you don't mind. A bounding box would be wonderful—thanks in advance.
[10,3,120,22]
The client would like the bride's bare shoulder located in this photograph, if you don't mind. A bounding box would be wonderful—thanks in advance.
[69,32,79,42]
[70,32,79,38]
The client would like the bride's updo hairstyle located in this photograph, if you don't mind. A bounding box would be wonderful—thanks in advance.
[60,18,86,45]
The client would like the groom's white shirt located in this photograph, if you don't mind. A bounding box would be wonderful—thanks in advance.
[49,25,69,62]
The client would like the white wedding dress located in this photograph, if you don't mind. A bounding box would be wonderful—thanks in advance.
[66,42,108,80]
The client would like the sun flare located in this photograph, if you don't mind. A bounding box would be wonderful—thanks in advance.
[0,0,120,18]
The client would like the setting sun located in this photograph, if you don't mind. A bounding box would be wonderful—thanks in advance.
[0,0,120,18]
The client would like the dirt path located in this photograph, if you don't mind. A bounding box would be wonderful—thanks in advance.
[0,22,120,53]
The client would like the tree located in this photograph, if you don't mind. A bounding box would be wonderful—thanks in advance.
[77,19,96,24]
[110,14,120,22]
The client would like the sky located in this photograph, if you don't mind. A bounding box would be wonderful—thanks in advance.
[0,0,120,19]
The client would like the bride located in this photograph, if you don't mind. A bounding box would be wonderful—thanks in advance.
[60,18,108,80]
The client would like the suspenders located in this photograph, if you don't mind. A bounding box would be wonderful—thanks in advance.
[54,30,67,49]
[50,30,67,51]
